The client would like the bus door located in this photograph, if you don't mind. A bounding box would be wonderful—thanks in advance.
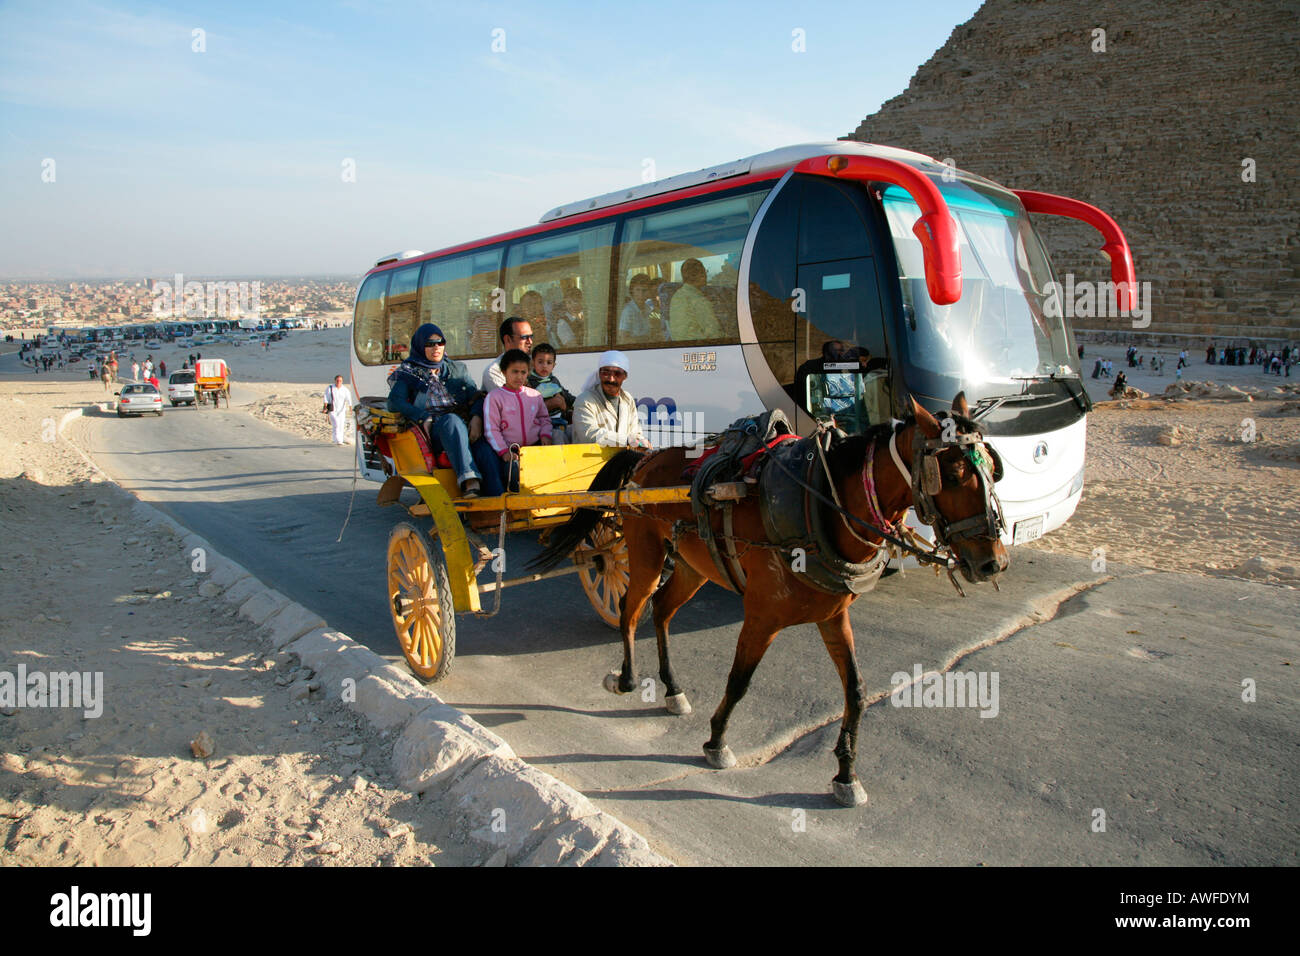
[792,178,890,435]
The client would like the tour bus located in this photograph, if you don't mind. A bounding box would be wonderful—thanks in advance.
[350,142,1136,547]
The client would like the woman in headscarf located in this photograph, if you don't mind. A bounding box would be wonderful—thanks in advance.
[387,323,501,497]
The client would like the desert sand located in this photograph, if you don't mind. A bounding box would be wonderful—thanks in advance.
[0,369,472,866]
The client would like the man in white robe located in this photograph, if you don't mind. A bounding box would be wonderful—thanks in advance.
[324,375,355,444]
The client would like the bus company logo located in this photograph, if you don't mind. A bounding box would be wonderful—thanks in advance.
[1042,274,1153,329]
[152,272,261,319]
[637,401,705,457]
[681,351,717,372]
[0,665,104,718]
[890,663,999,718]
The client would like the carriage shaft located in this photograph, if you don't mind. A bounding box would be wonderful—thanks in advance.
[453,486,689,513]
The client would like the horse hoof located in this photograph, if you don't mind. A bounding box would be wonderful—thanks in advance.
[664,693,692,716]
[703,745,736,769]
[831,779,868,807]
[602,672,629,695]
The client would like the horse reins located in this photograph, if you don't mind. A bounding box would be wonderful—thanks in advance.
[764,422,958,571]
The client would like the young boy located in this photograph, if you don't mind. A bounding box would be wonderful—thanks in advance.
[527,343,576,444]
[485,349,553,492]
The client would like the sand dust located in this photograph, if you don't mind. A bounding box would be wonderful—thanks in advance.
[0,376,472,866]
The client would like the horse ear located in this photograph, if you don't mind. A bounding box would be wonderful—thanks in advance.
[952,391,970,418]
[909,395,941,439]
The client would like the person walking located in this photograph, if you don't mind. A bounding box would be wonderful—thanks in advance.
[130,360,140,382]
[323,374,355,444]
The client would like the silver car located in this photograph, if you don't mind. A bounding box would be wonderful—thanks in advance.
[117,383,164,417]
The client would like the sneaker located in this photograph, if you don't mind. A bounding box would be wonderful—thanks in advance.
[460,478,481,498]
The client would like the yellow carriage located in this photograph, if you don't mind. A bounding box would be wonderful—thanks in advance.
[356,400,689,682]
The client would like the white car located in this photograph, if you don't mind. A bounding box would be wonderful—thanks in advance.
[145,340,163,349]
[117,383,163,417]
[167,370,197,406]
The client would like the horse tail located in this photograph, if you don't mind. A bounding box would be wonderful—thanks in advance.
[526,448,645,573]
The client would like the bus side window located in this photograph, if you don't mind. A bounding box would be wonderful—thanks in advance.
[504,222,614,354]
[385,263,421,363]
[616,190,765,348]
[417,247,503,359]
[353,272,389,366]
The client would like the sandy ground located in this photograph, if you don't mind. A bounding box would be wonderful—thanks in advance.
[1031,344,1300,585]
[0,376,471,866]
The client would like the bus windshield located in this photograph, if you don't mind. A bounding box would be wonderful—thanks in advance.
[883,180,1076,392]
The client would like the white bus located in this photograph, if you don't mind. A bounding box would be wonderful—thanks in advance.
[350,142,1137,547]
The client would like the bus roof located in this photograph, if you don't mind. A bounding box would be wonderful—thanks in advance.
[367,141,943,276]
[539,141,937,223]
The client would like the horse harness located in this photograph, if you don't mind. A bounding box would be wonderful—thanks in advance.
[671,411,1006,598]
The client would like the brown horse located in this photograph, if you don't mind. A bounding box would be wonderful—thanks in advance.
[531,392,1008,805]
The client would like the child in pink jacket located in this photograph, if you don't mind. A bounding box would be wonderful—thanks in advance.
[485,349,553,491]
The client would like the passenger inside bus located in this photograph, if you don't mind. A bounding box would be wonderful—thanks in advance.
[667,258,722,342]
[551,287,586,348]
[618,274,658,343]
[517,290,549,346]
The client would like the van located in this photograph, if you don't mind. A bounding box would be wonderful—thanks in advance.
[167,370,197,406]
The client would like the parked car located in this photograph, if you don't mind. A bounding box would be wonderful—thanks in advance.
[167,370,197,406]
[145,340,163,349]
[117,383,163,417]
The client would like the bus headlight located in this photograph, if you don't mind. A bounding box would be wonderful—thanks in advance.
[1069,466,1085,497]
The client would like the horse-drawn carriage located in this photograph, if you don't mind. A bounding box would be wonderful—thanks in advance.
[357,392,1009,804]
[194,358,231,408]
[355,398,690,683]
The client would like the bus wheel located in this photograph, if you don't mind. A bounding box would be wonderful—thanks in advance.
[576,518,648,629]
[387,522,456,683]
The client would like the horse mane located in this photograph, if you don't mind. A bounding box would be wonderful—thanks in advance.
[825,410,981,481]
[825,419,905,483]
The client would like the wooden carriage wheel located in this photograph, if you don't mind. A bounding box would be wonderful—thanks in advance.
[576,518,649,630]
[386,522,456,682]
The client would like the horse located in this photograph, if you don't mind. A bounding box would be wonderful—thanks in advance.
[529,391,1009,806]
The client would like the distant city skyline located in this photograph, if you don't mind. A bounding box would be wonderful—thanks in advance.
[0,0,983,279]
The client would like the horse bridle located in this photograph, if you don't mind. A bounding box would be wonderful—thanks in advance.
[889,417,1006,549]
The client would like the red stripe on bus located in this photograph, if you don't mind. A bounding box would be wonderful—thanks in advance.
[363,169,788,278]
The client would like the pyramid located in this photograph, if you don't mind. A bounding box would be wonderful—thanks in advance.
[847,0,1300,339]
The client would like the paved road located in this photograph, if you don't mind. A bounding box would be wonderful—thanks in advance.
[52,370,1299,865]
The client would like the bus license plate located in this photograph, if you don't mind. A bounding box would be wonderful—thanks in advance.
[1013,516,1044,544]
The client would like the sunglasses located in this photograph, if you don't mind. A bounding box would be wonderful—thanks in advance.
[424,340,445,347]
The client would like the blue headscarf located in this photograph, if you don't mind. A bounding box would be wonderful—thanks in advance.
[407,323,446,369]
[388,322,448,397]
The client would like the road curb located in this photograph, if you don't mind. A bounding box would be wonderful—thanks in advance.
[58,404,670,867]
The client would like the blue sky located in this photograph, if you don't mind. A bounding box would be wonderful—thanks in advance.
[0,0,983,278]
